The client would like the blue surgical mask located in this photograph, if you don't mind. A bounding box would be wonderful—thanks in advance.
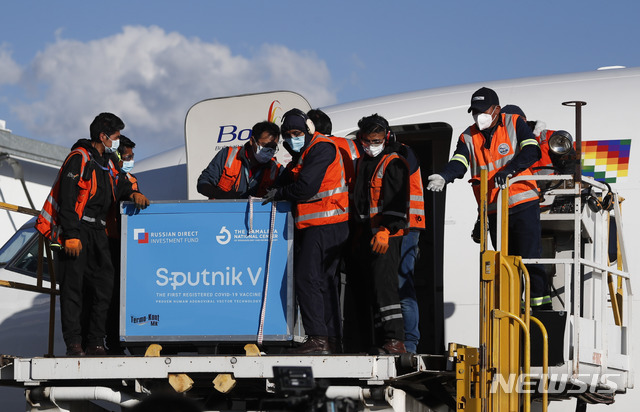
[284,135,305,153]
[254,145,276,163]
[121,160,134,173]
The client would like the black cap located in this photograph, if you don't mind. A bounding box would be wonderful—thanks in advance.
[468,87,500,113]
[281,108,309,133]
[501,104,526,119]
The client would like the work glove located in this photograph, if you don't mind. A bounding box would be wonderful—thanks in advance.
[64,238,82,257]
[130,192,150,209]
[370,227,390,255]
[494,170,513,190]
[426,174,446,192]
[261,188,279,205]
[471,216,481,244]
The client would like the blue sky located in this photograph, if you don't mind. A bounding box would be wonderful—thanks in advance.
[1,0,638,159]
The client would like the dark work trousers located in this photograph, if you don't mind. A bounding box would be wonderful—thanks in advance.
[398,229,421,353]
[488,202,548,300]
[294,221,349,338]
[343,226,405,353]
[58,223,114,348]
[105,237,122,352]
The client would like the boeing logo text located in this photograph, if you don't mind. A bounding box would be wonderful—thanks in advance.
[216,125,252,143]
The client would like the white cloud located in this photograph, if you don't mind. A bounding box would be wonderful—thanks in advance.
[0,44,21,86]
[11,26,336,157]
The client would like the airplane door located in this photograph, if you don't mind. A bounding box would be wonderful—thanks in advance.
[393,122,452,355]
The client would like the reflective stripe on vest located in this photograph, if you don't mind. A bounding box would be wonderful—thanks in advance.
[329,136,358,161]
[463,114,518,176]
[461,113,539,211]
[82,215,106,226]
[294,133,349,229]
[531,295,552,306]
[216,146,243,193]
[408,167,426,229]
[531,129,555,175]
[217,146,279,197]
[225,147,241,168]
[35,147,117,242]
[127,173,139,191]
[368,152,410,236]
[327,136,359,191]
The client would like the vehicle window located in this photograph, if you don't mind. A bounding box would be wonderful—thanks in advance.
[11,239,54,282]
[0,227,37,266]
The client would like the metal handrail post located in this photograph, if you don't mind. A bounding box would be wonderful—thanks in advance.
[530,316,549,412]
[494,309,531,412]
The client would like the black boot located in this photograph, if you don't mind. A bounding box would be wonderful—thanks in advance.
[66,343,85,357]
[287,336,330,355]
[380,339,407,354]
[328,336,342,354]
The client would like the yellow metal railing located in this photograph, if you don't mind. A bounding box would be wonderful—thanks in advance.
[461,168,630,411]
[478,171,549,412]
[0,201,59,356]
[493,309,530,412]
[530,315,549,412]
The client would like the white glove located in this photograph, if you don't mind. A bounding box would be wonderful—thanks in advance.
[427,174,446,192]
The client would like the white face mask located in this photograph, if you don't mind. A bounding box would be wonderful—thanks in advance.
[363,142,384,157]
[254,144,276,163]
[121,160,134,173]
[473,107,497,131]
[104,136,120,153]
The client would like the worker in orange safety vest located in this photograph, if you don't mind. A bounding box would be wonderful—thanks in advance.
[343,113,410,355]
[104,134,140,354]
[197,121,282,200]
[262,108,349,355]
[427,88,551,311]
[36,112,149,356]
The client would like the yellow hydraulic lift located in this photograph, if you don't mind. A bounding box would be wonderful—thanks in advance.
[451,170,549,412]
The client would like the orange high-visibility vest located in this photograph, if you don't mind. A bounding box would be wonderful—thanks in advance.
[531,129,555,175]
[126,172,139,191]
[35,147,118,243]
[367,152,410,236]
[215,146,280,198]
[458,113,539,212]
[327,135,359,192]
[408,166,426,229]
[291,132,349,229]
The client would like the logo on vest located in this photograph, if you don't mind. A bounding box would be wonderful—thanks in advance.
[498,143,510,156]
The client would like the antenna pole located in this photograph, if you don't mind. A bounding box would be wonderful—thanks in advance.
[562,101,587,183]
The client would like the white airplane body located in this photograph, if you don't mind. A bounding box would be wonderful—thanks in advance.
[1,66,639,410]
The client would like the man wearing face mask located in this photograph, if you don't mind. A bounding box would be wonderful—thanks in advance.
[426,87,550,311]
[304,109,360,354]
[197,121,282,199]
[103,134,139,354]
[343,113,409,354]
[36,112,150,356]
[263,108,349,354]
[117,135,138,182]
